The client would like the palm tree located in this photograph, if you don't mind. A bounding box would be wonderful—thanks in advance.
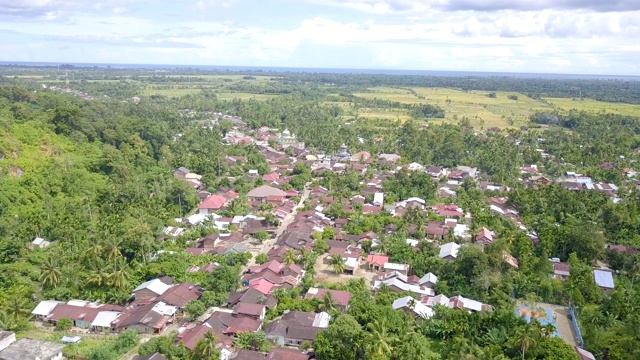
[283,248,297,265]
[513,325,538,360]
[327,254,346,274]
[195,331,220,360]
[3,297,31,322]
[108,260,131,289]
[319,291,337,312]
[0,311,16,331]
[366,319,396,359]
[39,256,62,288]
[102,238,123,262]
[88,268,109,287]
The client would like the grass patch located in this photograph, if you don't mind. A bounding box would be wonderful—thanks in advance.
[17,326,119,359]
[142,87,204,97]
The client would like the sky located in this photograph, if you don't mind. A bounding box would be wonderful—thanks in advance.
[1,0,640,75]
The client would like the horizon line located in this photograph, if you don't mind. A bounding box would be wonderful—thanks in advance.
[1,60,639,80]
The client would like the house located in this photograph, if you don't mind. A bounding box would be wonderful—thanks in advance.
[593,269,615,291]
[0,338,65,360]
[264,311,330,347]
[432,204,464,218]
[383,263,410,276]
[198,195,227,214]
[373,273,435,297]
[31,237,51,249]
[366,254,390,271]
[373,192,384,206]
[351,151,371,162]
[47,302,102,329]
[262,172,280,183]
[419,272,438,288]
[227,287,278,309]
[175,323,233,359]
[31,300,65,321]
[247,185,287,204]
[0,330,15,352]
[133,353,167,360]
[426,166,445,178]
[113,302,176,334]
[552,262,570,280]
[155,282,203,309]
[426,221,450,240]
[132,279,172,299]
[163,226,185,238]
[206,311,262,336]
[91,310,122,333]
[475,227,494,244]
[378,154,400,164]
[574,346,596,360]
[173,167,191,180]
[439,242,460,261]
[235,303,266,321]
[304,288,351,310]
[392,296,434,319]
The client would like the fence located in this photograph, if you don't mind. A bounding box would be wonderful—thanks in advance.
[568,303,585,348]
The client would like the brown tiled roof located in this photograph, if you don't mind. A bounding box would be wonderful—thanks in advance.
[224,316,262,335]
[304,288,351,307]
[266,348,310,360]
[235,303,266,317]
[234,349,266,360]
[155,282,202,308]
[287,325,321,341]
[49,304,100,323]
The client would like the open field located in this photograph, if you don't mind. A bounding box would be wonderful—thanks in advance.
[344,86,640,128]
[544,97,640,117]
[142,87,204,96]
[216,92,278,101]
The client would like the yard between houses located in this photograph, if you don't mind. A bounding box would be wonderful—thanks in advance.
[17,325,121,359]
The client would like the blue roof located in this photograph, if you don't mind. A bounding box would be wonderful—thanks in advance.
[594,269,615,289]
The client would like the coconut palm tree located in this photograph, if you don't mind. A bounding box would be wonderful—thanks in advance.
[39,256,62,288]
[366,319,396,359]
[512,325,538,360]
[327,254,346,274]
[102,238,123,262]
[195,331,221,360]
[283,248,298,265]
[3,297,31,322]
[0,311,16,331]
[319,291,337,312]
[108,260,131,289]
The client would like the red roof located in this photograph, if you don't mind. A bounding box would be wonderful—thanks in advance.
[155,282,202,308]
[367,254,390,266]
[249,279,274,295]
[177,323,214,350]
[285,190,299,197]
[198,195,227,210]
[304,288,351,307]
[225,316,261,334]
[263,173,280,182]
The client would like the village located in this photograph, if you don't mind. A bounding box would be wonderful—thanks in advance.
[8,112,629,360]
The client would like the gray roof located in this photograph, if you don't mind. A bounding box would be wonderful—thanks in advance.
[594,269,615,289]
[0,338,66,360]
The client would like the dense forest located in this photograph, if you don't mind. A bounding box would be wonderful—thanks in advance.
[1,68,640,360]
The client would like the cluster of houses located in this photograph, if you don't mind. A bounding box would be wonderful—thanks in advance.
[32,277,203,334]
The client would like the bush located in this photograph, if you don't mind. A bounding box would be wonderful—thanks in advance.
[56,318,73,331]
[255,253,269,264]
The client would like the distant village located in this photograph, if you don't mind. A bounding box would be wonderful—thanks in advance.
[19,111,625,360]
